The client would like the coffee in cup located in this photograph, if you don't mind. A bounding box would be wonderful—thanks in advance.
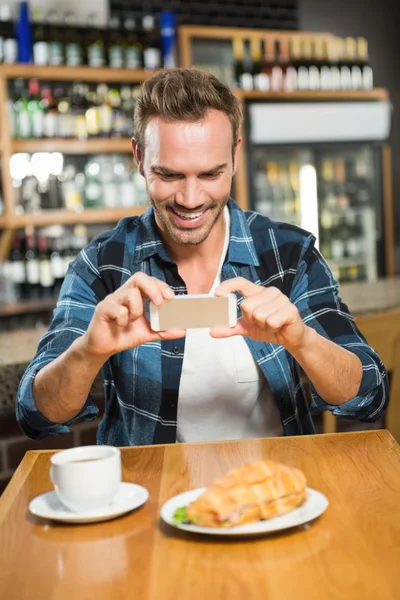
[50,445,121,512]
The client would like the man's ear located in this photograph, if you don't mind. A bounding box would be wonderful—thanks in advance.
[132,138,145,176]
[232,136,242,176]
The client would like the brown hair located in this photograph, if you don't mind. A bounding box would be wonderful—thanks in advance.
[133,68,243,154]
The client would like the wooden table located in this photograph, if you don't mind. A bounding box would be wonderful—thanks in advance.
[1,430,399,600]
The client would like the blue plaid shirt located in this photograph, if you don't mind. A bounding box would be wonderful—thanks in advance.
[16,199,389,444]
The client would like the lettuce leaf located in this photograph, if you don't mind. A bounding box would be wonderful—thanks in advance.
[173,506,189,524]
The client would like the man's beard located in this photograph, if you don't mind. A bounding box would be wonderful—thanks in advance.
[148,193,229,246]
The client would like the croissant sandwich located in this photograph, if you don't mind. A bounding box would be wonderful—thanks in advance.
[178,460,307,528]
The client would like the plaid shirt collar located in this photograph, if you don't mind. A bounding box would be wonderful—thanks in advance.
[133,198,260,268]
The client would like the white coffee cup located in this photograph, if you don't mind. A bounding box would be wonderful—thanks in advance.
[50,445,122,512]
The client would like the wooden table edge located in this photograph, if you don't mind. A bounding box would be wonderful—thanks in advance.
[0,450,39,525]
[120,428,389,449]
[0,430,395,520]
[375,429,400,463]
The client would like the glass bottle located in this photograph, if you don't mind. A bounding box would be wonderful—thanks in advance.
[123,15,143,69]
[87,12,105,68]
[142,14,161,71]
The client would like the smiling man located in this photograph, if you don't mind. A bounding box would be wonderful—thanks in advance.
[17,69,388,445]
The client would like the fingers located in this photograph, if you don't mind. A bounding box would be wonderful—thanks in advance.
[122,272,174,306]
[155,329,187,342]
[99,300,131,328]
[210,319,249,339]
[247,299,299,332]
[241,293,287,329]
[98,286,145,326]
[215,277,265,299]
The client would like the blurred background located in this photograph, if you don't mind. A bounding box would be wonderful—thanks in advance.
[0,0,399,491]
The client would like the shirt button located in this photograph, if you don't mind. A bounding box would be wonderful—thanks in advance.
[169,402,176,408]
[173,346,180,354]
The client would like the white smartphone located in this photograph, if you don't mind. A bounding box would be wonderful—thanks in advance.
[150,293,237,331]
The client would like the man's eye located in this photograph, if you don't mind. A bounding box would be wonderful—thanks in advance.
[202,172,222,179]
[159,173,180,180]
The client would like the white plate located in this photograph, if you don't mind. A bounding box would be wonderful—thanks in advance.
[161,487,328,536]
[29,482,149,524]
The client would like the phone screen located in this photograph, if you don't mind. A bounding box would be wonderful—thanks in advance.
[156,296,233,330]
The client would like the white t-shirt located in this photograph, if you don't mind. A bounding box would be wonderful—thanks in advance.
[176,207,284,443]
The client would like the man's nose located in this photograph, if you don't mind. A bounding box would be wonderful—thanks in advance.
[176,178,205,209]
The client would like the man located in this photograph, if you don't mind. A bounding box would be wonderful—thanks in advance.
[17,69,388,445]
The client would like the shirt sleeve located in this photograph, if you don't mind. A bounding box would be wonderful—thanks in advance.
[16,245,105,440]
[290,236,389,422]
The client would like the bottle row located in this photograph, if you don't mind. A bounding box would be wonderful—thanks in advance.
[2,225,90,301]
[233,36,373,92]
[11,152,148,212]
[9,79,139,140]
[0,4,177,70]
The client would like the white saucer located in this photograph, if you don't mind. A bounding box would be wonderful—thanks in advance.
[29,482,149,524]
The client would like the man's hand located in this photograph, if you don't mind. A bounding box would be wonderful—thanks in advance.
[81,273,185,359]
[211,278,309,351]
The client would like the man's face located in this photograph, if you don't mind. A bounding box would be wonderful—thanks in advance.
[135,109,241,246]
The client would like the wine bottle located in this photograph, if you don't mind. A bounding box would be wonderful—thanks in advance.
[296,38,310,90]
[85,89,100,138]
[13,79,31,140]
[121,85,135,137]
[108,15,124,68]
[46,10,64,66]
[308,39,320,90]
[232,37,245,89]
[32,8,49,65]
[97,84,113,138]
[71,84,87,140]
[123,15,142,69]
[269,39,283,91]
[0,4,16,64]
[25,231,41,299]
[16,1,32,64]
[38,235,55,297]
[41,85,59,138]
[281,38,296,92]
[9,233,26,300]
[50,236,65,295]
[250,38,265,91]
[345,37,361,90]
[27,78,44,139]
[56,85,74,138]
[327,38,341,90]
[64,11,83,67]
[357,38,374,90]
[142,14,161,71]
[108,88,126,137]
[87,12,105,68]
[160,10,177,68]
[338,38,352,90]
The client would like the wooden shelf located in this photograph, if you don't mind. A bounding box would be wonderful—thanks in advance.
[1,206,147,227]
[178,25,333,41]
[234,89,389,102]
[12,138,132,155]
[0,64,152,83]
[0,297,56,317]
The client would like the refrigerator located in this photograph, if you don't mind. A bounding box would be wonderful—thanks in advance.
[245,100,392,283]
